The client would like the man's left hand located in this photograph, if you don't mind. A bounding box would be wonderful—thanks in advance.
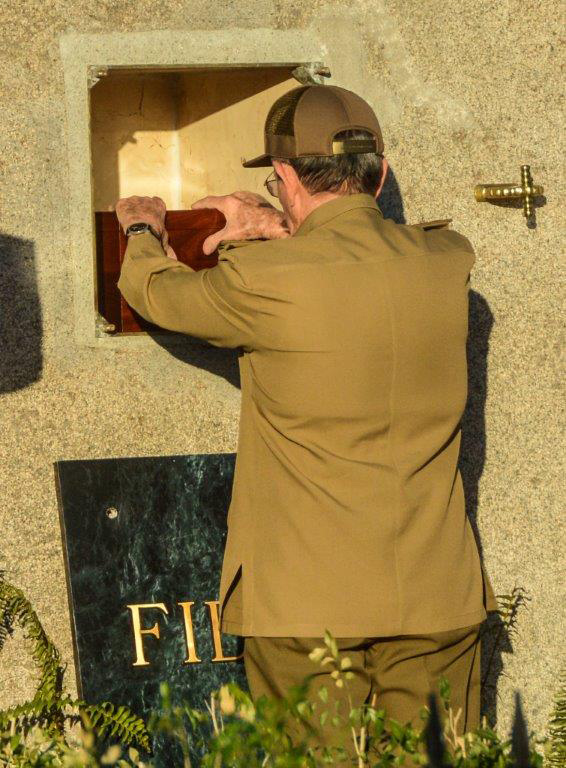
[192,191,290,255]
[114,195,169,252]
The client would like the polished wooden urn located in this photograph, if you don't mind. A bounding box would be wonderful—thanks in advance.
[94,209,226,334]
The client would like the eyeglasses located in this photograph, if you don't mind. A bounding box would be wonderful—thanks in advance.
[264,170,280,198]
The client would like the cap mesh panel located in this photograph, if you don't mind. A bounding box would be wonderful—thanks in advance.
[264,87,309,136]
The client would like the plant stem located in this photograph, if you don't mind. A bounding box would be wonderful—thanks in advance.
[358,692,377,768]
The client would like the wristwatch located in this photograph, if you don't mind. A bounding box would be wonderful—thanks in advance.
[125,221,161,240]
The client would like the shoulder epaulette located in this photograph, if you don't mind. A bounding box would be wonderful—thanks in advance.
[413,218,453,230]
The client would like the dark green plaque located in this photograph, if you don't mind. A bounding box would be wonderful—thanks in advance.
[55,453,247,765]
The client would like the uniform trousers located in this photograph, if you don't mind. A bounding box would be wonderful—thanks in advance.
[243,623,482,763]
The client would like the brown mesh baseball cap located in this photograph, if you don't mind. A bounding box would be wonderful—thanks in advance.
[242,84,384,168]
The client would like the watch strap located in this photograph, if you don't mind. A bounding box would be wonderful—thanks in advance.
[125,222,161,240]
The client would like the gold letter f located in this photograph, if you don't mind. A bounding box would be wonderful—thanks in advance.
[126,603,169,667]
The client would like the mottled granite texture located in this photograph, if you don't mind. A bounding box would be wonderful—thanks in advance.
[55,453,245,764]
[0,0,563,746]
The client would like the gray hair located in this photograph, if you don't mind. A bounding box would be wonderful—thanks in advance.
[281,129,383,196]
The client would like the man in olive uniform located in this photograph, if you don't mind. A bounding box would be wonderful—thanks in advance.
[116,85,498,756]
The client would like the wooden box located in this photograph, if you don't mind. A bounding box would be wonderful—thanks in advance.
[95,209,226,333]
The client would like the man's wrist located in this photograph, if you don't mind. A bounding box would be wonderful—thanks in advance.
[125,222,162,240]
[125,229,167,259]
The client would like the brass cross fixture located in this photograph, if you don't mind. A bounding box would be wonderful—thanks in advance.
[475,165,544,225]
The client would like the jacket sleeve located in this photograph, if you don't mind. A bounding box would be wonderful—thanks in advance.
[117,231,260,349]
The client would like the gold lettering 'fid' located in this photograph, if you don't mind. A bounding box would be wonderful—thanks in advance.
[474,165,544,224]
[126,600,243,667]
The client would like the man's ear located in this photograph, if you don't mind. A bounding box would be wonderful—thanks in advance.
[273,159,299,193]
[375,156,389,198]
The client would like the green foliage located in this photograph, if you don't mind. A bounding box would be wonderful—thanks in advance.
[482,586,530,689]
[495,587,530,637]
[0,573,150,762]
[544,667,566,768]
[146,628,548,768]
[0,577,63,730]
[0,715,148,767]
[146,676,548,768]
[0,573,560,767]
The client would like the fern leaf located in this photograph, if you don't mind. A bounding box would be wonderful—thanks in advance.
[546,666,566,768]
[0,576,63,704]
[75,700,151,752]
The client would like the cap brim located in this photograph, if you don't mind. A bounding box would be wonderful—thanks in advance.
[242,153,273,168]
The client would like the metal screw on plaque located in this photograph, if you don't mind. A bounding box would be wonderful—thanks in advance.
[105,507,119,519]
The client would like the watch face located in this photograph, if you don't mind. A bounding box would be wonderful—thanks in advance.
[128,223,149,232]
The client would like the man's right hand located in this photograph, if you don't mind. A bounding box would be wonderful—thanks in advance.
[192,191,290,255]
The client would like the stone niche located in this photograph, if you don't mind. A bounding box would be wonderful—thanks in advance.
[60,30,333,345]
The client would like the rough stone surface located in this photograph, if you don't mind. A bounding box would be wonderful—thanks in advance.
[0,0,563,743]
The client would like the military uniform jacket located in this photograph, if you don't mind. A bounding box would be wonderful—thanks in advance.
[118,193,498,637]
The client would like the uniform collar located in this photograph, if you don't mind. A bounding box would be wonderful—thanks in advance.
[293,193,383,238]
